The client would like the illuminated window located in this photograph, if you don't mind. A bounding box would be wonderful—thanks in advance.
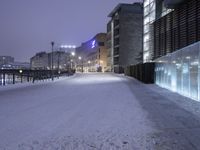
[144,34,150,42]
[144,6,149,16]
[144,16,149,25]
[144,25,149,34]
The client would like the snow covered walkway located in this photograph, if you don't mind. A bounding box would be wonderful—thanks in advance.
[0,73,200,150]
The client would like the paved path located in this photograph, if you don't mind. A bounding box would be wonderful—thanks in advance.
[0,73,200,150]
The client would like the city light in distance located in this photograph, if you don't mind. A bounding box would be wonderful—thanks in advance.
[60,45,76,49]
[19,70,23,73]
[71,52,75,56]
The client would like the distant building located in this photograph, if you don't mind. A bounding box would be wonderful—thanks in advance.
[60,45,76,54]
[30,51,71,70]
[106,21,113,72]
[76,33,108,72]
[0,56,24,69]
[86,52,98,72]
[30,52,49,70]
[0,56,14,65]
[48,51,71,70]
[107,3,143,73]
[9,62,30,69]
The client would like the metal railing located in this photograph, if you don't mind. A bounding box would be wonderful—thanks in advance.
[0,69,75,86]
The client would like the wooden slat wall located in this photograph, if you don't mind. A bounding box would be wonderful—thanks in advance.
[153,0,200,59]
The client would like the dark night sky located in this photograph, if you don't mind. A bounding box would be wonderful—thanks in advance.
[0,0,142,62]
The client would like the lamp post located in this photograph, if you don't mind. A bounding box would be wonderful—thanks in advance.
[58,47,61,74]
[78,56,83,72]
[51,41,55,81]
[71,52,75,71]
[88,60,91,72]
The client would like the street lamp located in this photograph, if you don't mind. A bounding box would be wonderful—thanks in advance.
[78,56,83,72]
[71,52,75,56]
[70,52,76,71]
[88,60,91,72]
[51,41,55,81]
[57,47,62,78]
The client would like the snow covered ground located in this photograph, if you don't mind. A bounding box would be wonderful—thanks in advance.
[0,73,200,150]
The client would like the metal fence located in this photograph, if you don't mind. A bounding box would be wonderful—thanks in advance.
[0,69,74,86]
[125,63,155,84]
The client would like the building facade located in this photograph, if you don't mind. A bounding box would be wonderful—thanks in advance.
[30,51,71,70]
[0,56,14,66]
[30,52,49,70]
[143,0,172,62]
[48,51,71,70]
[76,33,108,72]
[108,3,143,73]
[106,20,114,72]
[145,0,200,101]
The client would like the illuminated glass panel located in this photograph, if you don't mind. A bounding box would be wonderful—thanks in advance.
[190,44,199,100]
[144,25,149,34]
[143,0,156,62]
[182,49,190,97]
[144,6,149,16]
[144,0,149,7]
[155,42,200,101]
[144,34,150,43]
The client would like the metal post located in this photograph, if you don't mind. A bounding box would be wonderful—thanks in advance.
[51,41,55,81]
[58,48,61,78]
[27,73,30,82]
[82,60,83,73]
[3,73,5,86]
[21,74,22,83]
[13,73,15,84]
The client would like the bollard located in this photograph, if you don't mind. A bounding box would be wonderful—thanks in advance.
[21,74,23,83]
[3,73,6,86]
[13,73,15,84]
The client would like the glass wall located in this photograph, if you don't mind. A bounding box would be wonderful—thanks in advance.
[143,0,156,62]
[155,42,200,101]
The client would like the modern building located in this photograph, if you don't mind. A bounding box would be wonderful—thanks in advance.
[60,45,76,54]
[30,51,71,70]
[143,0,200,101]
[48,51,71,70]
[86,52,98,72]
[107,3,143,73]
[30,52,49,70]
[0,62,30,70]
[106,20,113,72]
[0,56,14,65]
[76,33,108,72]
[143,0,172,62]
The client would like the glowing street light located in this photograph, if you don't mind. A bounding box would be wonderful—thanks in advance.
[71,52,75,56]
[78,56,83,72]
[19,70,23,73]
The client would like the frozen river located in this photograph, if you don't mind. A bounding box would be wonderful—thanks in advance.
[0,73,200,150]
